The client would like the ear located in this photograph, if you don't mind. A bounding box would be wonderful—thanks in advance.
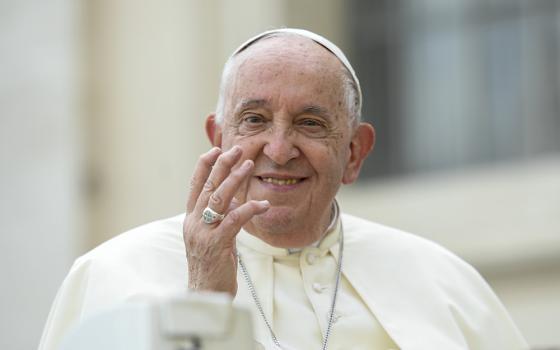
[205,113,222,147]
[342,122,375,184]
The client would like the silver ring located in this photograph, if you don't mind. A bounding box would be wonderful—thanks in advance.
[202,206,225,224]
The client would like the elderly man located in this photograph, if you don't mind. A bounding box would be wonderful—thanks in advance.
[40,29,528,350]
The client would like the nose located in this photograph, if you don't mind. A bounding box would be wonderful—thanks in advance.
[262,126,300,165]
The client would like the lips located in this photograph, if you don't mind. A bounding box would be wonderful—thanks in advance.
[260,177,300,185]
[256,175,306,186]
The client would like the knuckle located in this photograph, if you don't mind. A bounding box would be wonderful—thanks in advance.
[231,167,245,180]
[217,153,235,167]
[209,192,223,206]
[198,153,213,166]
[203,179,215,192]
[227,210,241,225]
[214,155,227,168]
[230,197,241,206]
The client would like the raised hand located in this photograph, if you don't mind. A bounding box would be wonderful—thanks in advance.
[183,145,270,295]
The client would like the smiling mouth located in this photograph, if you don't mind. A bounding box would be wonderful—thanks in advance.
[258,177,304,185]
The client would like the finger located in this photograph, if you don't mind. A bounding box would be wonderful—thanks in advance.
[226,196,243,213]
[194,145,243,214]
[220,200,270,238]
[186,147,221,213]
[206,159,254,216]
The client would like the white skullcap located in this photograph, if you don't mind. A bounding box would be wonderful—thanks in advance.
[230,28,362,116]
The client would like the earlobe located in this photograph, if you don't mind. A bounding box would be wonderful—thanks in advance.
[205,114,222,147]
[342,123,375,184]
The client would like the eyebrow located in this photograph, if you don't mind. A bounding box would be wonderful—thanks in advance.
[235,98,333,119]
[236,98,269,111]
[301,105,332,119]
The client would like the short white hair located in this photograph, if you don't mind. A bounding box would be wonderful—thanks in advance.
[214,29,362,128]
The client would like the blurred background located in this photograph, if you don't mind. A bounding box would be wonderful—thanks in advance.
[1,0,558,349]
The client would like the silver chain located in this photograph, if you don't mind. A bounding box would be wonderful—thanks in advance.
[237,224,344,350]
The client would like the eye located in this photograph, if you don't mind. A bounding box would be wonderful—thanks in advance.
[298,118,327,129]
[300,119,321,127]
[243,114,265,124]
[296,117,329,138]
[237,113,268,135]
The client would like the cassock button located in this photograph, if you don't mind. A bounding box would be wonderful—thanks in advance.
[312,282,324,293]
[306,252,317,265]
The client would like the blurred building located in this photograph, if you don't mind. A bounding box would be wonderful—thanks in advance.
[0,0,558,349]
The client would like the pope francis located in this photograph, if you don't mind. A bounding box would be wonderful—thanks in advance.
[39,28,529,350]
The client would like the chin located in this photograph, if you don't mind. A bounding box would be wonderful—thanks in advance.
[252,206,296,235]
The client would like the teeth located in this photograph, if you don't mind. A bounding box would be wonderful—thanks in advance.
[261,177,299,185]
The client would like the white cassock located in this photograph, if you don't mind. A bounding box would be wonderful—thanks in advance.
[39,211,528,350]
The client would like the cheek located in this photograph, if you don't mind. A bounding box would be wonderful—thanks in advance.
[323,133,350,162]
[228,137,262,164]
[308,144,347,183]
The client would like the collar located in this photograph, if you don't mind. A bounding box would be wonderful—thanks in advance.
[237,200,341,257]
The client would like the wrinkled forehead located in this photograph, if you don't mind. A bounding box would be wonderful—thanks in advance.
[226,36,347,115]
[234,34,342,74]
[229,28,362,108]
[236,33,333,62]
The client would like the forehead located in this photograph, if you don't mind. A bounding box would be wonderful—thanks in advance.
[225,36,347,112]
[238,34,340,66]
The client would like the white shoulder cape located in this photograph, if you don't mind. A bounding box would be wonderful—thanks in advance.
[39,213,528,350]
